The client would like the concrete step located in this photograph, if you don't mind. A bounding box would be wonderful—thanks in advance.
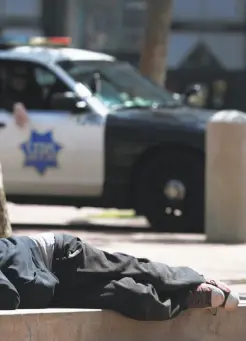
[1,302,245,341]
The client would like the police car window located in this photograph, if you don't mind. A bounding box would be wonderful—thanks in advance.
[0,61,47,111]
[58,60,181,110]
[59,64,124,107]
[35,67,56,87]
[33,65,71,109]
[0,61,71,111]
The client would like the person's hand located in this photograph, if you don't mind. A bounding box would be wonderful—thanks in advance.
[13,102,29,128]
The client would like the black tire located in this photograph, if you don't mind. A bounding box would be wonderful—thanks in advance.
[134,149,204,233]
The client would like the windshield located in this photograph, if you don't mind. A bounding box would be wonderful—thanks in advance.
[57,60,181,110]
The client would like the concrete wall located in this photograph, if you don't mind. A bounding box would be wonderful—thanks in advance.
[1,302,245,341]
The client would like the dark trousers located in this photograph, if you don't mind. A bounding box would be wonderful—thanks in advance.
[50,234,204,321]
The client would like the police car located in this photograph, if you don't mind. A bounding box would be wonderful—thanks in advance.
[0,36,215,233]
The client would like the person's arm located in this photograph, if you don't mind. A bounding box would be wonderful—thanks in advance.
[0,270,20,310]
[13,103,29,127]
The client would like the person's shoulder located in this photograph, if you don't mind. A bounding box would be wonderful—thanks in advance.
[3,235,34,249]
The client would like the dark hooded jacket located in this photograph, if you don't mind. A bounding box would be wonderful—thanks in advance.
[0,236,58,309]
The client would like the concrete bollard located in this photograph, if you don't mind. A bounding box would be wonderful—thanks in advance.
[206,110,246,243]
[0,163,12,238]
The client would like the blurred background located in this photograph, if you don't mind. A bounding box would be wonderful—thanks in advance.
[1,0,245,110]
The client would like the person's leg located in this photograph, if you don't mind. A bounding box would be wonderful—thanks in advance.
[78,277,227,321]
[50,234,229,314]
[51,234,205,291]
[83,277,182,321]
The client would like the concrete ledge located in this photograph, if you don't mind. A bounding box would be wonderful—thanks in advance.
[1,302,246,341]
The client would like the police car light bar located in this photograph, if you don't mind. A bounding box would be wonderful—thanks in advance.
[29,36,72,47]
[0,36,72,49]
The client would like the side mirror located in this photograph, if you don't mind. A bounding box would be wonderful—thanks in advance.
[51,92,87,112]
[184,84,201,99]
[183,84,204,107]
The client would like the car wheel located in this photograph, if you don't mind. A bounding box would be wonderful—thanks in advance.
[134,149,204,233]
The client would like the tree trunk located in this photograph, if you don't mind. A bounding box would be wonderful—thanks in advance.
[140,0,173,86]
[0,164,12,238]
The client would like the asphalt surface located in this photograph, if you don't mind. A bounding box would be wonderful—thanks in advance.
[8,203,246,295]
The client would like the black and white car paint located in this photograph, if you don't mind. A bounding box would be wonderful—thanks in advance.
[0,45,217,233]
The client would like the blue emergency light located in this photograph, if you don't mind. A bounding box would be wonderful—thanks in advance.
[0,36,25,50]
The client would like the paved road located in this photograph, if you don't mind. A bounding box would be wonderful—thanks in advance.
[8,203,246,295]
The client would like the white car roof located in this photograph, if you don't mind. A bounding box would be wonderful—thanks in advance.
[0,46,116,64]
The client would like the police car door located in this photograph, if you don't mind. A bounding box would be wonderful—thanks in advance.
[0,60,105,198]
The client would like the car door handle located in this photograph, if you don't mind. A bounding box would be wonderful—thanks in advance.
[0,122,5,128]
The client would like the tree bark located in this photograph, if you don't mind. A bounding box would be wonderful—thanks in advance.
[0,164,12,238]
[140,0,173,86]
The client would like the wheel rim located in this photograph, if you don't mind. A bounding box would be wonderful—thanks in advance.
[163,179,186,218]
[164,179,186,201]
[162,179,187,218]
